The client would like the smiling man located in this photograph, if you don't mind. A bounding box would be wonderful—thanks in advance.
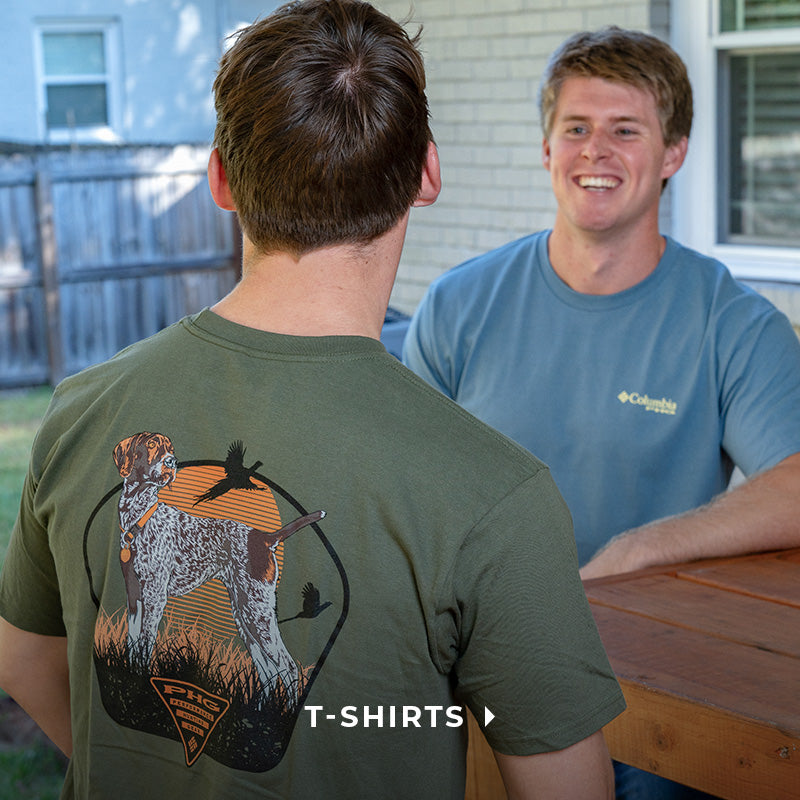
[543,76,686,294]
[403,27,800,800]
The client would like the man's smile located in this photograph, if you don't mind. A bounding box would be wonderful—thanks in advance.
[576,176,621,189]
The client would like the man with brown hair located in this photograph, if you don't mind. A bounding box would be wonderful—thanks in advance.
[0,3,624,797]
[404,25,800,800]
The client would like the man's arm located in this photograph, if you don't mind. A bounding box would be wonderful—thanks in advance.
[0,616,72,757]
[494,730,614,800]
[581,451,800,579]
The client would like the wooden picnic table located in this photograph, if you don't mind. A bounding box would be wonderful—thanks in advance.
[464,548,800,799]
[585,547,800,799]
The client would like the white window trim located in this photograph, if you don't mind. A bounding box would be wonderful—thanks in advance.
[670,0,800,281]
[33,18,123,145]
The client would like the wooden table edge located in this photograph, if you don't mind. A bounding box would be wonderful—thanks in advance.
[606,678,800,799]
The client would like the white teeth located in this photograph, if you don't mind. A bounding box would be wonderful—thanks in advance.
[578,176,619,188]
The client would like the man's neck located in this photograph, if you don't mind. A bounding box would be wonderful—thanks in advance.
[212,222,406,338]
[547,219,666,296]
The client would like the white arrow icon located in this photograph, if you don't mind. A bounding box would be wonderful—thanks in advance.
[484,707,495,727]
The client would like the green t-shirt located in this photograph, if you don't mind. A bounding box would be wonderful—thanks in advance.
[0,310,624,799]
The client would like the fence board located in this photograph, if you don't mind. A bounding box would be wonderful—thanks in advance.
[0,286,49,386]
[0,145,238,388]
[0,184,35,277]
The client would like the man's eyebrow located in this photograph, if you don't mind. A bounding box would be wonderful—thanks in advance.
[556,112,646,125]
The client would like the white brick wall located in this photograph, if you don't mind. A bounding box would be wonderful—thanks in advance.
[373,0,668,313]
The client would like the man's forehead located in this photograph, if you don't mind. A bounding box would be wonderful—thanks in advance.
[553,76,660,119]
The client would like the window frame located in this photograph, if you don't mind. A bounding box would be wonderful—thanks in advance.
[33,18,122,144]
[671,0,800,281]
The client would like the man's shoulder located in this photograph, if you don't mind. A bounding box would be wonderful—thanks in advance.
[58,318,187,391]
[660,241,800,377]
[428,231,546,298]
[667,237,785,312]
[32,318,193,459]
[668,237,753,292]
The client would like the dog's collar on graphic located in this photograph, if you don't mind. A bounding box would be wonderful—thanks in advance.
[120,501,158,563]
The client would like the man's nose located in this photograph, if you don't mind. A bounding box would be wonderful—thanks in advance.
[582,130,611,160]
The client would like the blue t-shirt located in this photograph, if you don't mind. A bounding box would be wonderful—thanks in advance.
[403,231,800,565]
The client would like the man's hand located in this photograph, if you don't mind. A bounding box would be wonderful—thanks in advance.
[581,452,800,581]
[580,531,649,580]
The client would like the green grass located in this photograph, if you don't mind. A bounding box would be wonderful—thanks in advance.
[0,387,52,561]
[0,743,65,800]
[0,386,65,800]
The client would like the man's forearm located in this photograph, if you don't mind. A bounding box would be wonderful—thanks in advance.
[581,452,800,579]
[0,617,72,756]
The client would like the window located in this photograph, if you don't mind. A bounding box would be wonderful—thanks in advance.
[671,0,800,279]
[720,0,800,30]
[35,20,121,142]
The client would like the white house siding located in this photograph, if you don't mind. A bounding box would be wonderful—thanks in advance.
[372,0,670,313]
[0,0,275,146]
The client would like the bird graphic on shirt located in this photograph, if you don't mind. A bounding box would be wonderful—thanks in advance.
[193,440,265,505]
[279,582,332,623]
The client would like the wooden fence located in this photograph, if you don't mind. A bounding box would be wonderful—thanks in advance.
[0,144,239,388]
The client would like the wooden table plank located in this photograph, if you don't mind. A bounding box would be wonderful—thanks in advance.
[590,604,800,733]
[586,574,800,657]
[676,557,800,607]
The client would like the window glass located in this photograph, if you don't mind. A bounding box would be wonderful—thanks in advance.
[42,32,105,76]
[46,84,108,128]
[723,51,800,245]
[720,0,800,31]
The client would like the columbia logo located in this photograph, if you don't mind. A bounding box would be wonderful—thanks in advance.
[617,390,677,416]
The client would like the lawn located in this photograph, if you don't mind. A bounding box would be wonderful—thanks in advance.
[0,385,67,800]
[0,387,52,561]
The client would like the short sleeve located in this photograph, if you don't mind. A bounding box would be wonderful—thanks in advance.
[719,299,800,475]
[449,469,625,755]
[0,466,65,636]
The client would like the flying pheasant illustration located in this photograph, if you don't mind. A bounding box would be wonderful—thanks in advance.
[279,582,332,623]
[193,440,265,505]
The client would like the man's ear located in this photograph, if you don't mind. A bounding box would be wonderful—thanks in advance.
[542,136,551,171]
[413,141,442,207]
[207,148,236,211]
[661,136,689,182]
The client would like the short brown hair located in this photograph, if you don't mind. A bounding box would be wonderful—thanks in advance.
[538,26,693,146]
[213,0,432,256]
